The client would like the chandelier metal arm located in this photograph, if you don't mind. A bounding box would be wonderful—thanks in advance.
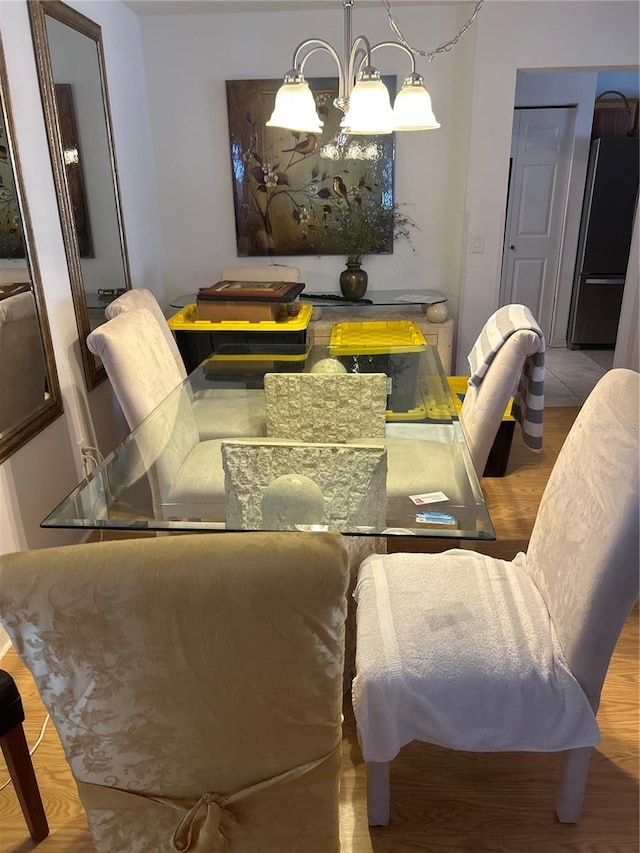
[355,40,417,78]
[294,39,346,97]
[346,34,373,88]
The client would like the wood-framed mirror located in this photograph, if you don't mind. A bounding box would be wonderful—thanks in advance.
[28,0,131,391]
[0,34,63,464]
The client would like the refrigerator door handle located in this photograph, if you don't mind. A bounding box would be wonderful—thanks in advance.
[583,277,626,285]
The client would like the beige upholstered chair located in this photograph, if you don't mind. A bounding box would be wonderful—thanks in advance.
[0,289,47,434]
[454,304,546,477]
[87,308,228,521]
[0,532,349,853]
[105,289,267,440]
[353,368,639,827]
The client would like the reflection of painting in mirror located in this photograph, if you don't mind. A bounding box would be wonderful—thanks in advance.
[54,83,93,257]
[0,100,25,258]
[226,78,395,257]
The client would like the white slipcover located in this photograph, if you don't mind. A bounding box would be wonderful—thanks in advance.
[353,368,639,824]
[0,532,349,853]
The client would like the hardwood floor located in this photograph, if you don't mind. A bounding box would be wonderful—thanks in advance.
[1,408,638,852]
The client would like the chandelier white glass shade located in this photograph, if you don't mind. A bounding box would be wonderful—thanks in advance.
[266,0,440,136]
[393,73,440,131]
[265,72,324,133]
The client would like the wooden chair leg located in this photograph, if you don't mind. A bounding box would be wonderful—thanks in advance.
[1,723,49,842]
[367,760,391,826]
[556,746,591,823]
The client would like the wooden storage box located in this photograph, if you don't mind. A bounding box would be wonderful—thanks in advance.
[196,280,304,322]
[196,300,282,322]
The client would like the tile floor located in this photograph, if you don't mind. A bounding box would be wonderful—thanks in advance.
[545,347,615,406]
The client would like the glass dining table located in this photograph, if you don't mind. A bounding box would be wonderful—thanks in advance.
[42,341,495,542]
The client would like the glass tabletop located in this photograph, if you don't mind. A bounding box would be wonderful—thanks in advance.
[42,342,494,540]
[170,289,448,309]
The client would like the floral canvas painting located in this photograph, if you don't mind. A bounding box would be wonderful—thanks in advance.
[225,78,395,257]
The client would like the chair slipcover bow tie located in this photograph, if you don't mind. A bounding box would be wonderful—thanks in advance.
[76,745,339,851]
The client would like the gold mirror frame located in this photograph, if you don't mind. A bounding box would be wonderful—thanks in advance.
[28,0,131,391]
[0,36,63,464]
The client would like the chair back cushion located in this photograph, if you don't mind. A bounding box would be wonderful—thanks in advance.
[87,309,201,512]
[527,369,639,703]
[105,288,187,379]
[0,532,348,853]
[87,308,191,432]
[264,373,387,442]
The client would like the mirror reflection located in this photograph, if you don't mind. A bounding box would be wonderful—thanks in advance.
[0,37,63,462]
[29,0,131,391]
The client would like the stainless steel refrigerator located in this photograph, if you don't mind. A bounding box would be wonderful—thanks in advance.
[567,136,639,348]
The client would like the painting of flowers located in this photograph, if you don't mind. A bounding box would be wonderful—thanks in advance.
[225,78,395,256]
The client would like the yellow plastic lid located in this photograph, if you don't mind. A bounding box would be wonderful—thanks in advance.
[168,302,312,332]
[329,320,427,355]
[385,403,428,421]
[446,375,514,420]
[205,349,310,364]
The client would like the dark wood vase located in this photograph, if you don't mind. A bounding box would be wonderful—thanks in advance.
[339,259,368,300]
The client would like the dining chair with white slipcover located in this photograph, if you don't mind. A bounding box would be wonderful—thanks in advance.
[105,288,267,440]
[0,532,349,852]
[451,303,546,478]
[87,308,229,521]
[353,368,639,826]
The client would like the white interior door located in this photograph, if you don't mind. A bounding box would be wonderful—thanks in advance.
[500,107,576,340]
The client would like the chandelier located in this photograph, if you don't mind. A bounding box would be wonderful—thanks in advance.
[267,0,484,136]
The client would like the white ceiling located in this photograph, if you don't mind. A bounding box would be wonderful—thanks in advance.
[121,0,437,16]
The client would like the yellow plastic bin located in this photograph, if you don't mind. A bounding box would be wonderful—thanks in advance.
[447,375,516,477]
[201,344,311,382]
[168,302,313,372]
[329,320,427,415]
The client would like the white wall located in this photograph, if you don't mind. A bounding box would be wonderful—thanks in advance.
[459,0,640,370]
[0,0,164,654]
[597,70,640,99]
